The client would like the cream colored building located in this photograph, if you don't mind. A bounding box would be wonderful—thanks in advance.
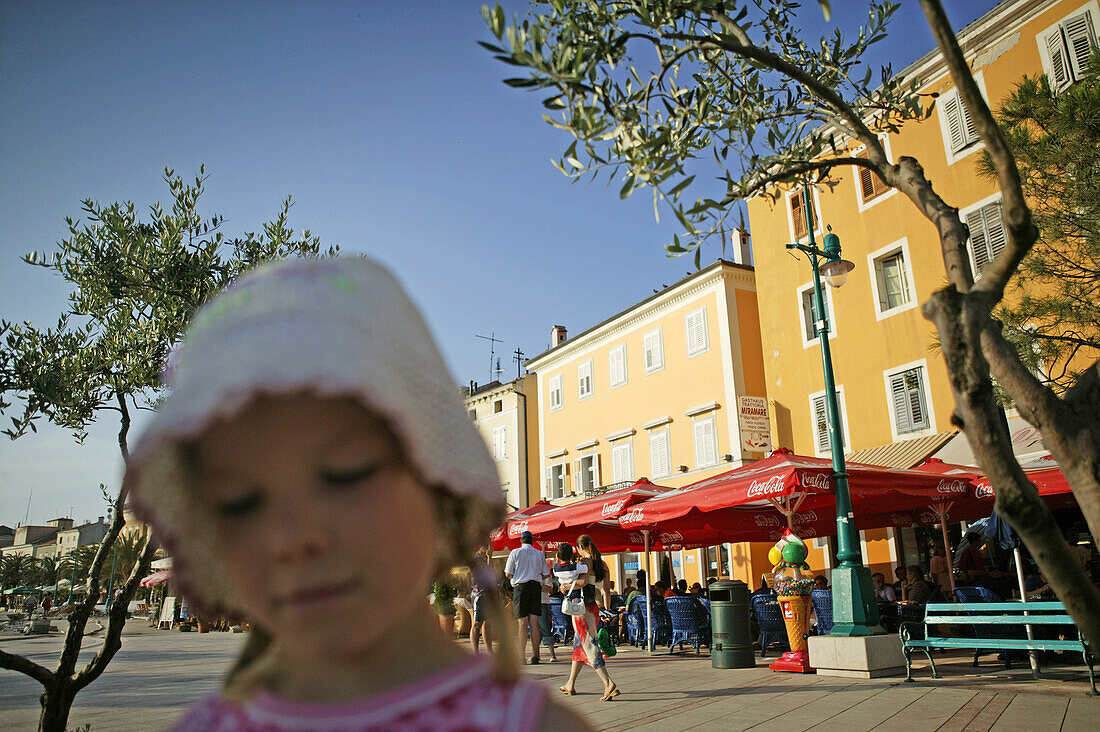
[525,258,776,589]
[465,374,540,511]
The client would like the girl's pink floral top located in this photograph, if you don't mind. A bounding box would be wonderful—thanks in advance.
[173,657,547,731]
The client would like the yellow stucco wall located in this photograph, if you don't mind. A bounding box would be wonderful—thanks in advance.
[748,0,1092,575]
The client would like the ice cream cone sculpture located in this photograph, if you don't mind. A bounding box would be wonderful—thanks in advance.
[767,529,815,673]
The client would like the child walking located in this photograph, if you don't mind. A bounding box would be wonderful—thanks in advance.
[124,258,588,731]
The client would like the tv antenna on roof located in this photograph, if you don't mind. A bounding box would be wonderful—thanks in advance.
[476,332,503,383]
[513,347,526,379]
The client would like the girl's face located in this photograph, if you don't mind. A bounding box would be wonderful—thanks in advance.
[193,394,440,657]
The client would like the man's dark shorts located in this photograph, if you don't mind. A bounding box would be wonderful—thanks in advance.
[472,593,489,623]
[513,580,542,618]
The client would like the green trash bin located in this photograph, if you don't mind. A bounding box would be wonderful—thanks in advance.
[708,580,755,668]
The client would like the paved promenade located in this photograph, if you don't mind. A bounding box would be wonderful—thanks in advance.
[1,620,1097,730]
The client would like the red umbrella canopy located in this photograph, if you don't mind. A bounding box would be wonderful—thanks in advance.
[490,499,559,550]
[916,456,1076,510]
[523,478,672,535]
[618,448,966,534]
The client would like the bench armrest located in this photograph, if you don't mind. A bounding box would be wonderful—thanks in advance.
[899,620,922,644]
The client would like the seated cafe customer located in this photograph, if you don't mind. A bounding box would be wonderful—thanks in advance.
[872,572,896,602]
[904,565,934,605]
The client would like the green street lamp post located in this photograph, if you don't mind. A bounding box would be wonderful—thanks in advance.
[787,184,880,636]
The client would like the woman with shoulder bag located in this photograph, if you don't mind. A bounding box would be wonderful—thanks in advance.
[554,538,620,701]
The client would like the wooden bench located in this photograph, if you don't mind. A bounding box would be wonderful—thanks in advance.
[900,601,1096,695]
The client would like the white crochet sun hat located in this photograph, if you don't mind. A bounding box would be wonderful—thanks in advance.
[124,256,504,617]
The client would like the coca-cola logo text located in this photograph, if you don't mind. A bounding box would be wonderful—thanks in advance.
[792,510,819,525]
[601,499,628,517]
[507,521,528,538]
[747,475,785,498]
[975,481,994,498]
[936,479,967,494]
[801,473,830,491]
[621,507,645,525]
[754,514,781,527]
[659,531,684,544]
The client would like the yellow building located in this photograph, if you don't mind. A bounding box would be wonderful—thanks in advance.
[747,0,1098,579]
[525,258,776,590]
[464,374,541,511]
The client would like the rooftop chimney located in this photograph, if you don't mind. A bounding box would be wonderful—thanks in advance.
[551,325,567,347]
[730,228,753,266]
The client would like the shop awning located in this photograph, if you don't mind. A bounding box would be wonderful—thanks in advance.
[139,570,172,587]
[845,431,957,469]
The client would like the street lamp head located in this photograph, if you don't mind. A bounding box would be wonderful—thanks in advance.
[821,257,855,288]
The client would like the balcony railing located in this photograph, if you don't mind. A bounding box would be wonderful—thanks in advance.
[583,479,636,499]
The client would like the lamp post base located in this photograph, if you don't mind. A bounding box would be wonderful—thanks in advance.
[829,565,882,637]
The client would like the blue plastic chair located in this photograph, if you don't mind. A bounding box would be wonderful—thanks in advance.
[665,596,711,654]
[651,597,674,649]
[811,589,834,636]
[626,596,647,647]
[954,586,1023,666]
[548,597,573,644]
[751,594,789,657]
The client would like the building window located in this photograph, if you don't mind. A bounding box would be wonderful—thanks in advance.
[788,186,819,241]
[493,399,503,414]
[574,453,600,494]
[940,88,980,156]
[692,415,718,469]
[798,284,835,346]
[867,239,917,318]
[886,364,933,437]
[609,344,627,388]
[643,327,664,374]
[1039,7,1098,91]
[577,359,594,400]
[963,196,1007,279]
[611,441,634,484]
[468,408,477,420]
[492,426,507,460]
[548,374,563,411]
[649,428,671,478]
[810,388,848,457]
[685,306,709,357]
[853,148,889,203]
[546,461,567,500]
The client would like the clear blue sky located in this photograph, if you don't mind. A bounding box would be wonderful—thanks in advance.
[0,1,996,526]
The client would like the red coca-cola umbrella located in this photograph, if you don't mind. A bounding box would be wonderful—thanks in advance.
[618,448,968,536]
[490,499,559,551]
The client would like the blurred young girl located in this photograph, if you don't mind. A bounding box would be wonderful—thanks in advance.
[124,258,588,730]
[553,539,619,701]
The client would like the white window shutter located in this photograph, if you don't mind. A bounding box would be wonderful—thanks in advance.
[966,207,991,276]
[1063,11,1097,81]
[685,312,698,355]
[982,201,1007,261]
[890,373,912,433]
[573,459,581,494]
[702,418,717,466]
[592,453,601,487]
[545,466,552,495]
[644,333,655,370]
[813,395,830,454]
[959,94,978,148]
[874,258,889,311]
[943,95,966,153]
[650,430,669,478]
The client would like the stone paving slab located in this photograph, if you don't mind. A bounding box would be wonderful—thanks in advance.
[2,622,1098,730]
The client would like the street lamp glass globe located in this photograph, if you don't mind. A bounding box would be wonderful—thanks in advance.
[821,258,855,288]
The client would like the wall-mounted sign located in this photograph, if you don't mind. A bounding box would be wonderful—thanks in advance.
[738,395,772,453]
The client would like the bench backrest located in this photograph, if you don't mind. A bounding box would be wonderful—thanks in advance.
[922,601,1074,626]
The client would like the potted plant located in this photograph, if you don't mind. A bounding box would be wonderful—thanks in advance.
[431,580,457,636]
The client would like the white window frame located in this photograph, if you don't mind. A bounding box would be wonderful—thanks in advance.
[492,425,507,461]
[546,460,568,500]
[808,386,851,458]
[577,359,594,401]
[608,343,628,389]
[648,427,672,479]
[883,359,937,441]
[866,238,918,320]
[960,192,1008,281]
[1036,2,1099,92]
[643,327,665,375]
[692,414,719,469]
[786,185,823,245]
[548,373,564,412]
[797,281,837,349]
[936,71,988,165]
[610,439,635,484]
[684,305,710,358]
[574,452,600,494]
[853,137,898,213]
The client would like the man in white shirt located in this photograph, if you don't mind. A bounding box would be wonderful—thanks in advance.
[505,531,549,664]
